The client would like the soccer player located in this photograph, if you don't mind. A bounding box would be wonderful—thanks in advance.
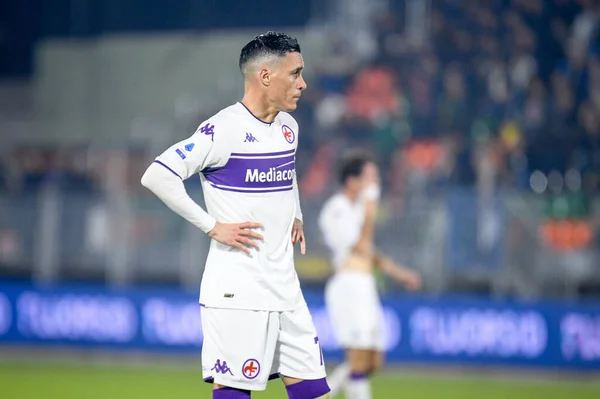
[318,151,422,399]
[141,32,330,399]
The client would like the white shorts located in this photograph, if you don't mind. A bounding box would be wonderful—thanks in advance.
[325,271,385,351]
[201,305,327,391]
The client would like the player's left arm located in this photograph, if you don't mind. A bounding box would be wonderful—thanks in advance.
[290,117,306,254]
[291,172,306,254]
[373,251,422,291]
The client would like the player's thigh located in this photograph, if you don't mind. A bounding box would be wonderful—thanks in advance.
[325,275,360,341]
[370,350,385,373]
[276,306,327,381]
[201,307,279,391]
[276,307,331,399]
[324,274,353,323]
[345,348,373,374]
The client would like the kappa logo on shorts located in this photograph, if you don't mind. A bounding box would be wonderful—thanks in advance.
[211,359,233,376]
[242,359,260,379]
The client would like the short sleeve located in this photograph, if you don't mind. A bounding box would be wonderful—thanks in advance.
[155,120,226,180]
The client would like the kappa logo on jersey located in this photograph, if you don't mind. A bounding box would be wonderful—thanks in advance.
[244,133,259,143]
[282,125,295,144]
[200,123,215,142]
[175,148,186,159]
[185,143,195,152]
[211,359,233,376]
[242,359,260,379]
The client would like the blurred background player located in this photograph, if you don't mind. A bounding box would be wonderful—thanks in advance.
[318,151,422,399]
[141,32,330,399]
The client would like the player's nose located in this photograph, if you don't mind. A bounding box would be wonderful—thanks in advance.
[298,75,307,91]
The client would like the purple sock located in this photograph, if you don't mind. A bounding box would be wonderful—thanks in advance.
[213,387,251,399]
[349,371,369,380]
[286,378,330,399]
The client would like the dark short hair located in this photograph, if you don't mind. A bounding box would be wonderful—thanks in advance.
[239,31,301,75]
[338,150,374,185]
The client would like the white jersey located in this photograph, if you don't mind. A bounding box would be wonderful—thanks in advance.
[318,192,365,271]
[155,102,305,311]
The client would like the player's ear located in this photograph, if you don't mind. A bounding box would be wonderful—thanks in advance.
[259,68,271,87]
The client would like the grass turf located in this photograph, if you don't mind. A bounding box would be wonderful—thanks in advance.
[0,362,598,399]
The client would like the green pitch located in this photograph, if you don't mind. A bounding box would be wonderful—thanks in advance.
[1,362,598,399]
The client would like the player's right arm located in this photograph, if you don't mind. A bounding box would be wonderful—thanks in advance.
[351,185,379,258]
[373,251,422,290]
[141,122,263,255]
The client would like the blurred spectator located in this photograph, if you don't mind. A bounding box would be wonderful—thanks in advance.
[346,65,401,122]
[586,56,600,110]
[436,64,470,136]
[570,0,599,50]
[575,101,600,172]
[480,58,510,129]
[549,72,576,131]
[407,52,439,136]
[508,28,538,92]
[520,78,548,139]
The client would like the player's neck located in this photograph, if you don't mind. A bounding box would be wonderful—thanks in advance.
[342,188,358,203]
[240,92,279,124]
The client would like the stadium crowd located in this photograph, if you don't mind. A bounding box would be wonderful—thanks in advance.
[1,0,598,196]
[0,0,598,266]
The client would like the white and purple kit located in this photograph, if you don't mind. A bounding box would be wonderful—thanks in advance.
[319,193,386,351]
[152,102,327,391]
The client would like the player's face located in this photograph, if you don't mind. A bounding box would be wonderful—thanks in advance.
[360,162,380,189]
[270,52,307,112]
[346,162,380,195]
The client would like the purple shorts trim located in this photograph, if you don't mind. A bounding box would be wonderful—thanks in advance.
[269,372,280,380]
[203,373,279,385]
[285,377,330,399]
[213,386,251,398]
